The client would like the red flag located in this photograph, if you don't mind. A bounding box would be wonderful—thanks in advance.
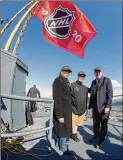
[33,1,97,58]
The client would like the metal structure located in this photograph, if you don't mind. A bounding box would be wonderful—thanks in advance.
[1,1,39,54]
[1,94,54,146]
[1,2,40,131]
[1,49,28,131]
[12,13,32,54]
[4,1,39,52]
[0,1,34,35]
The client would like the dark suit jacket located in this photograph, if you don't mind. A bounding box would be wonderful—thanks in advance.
[89,77,113,113]
[52,75,72,137]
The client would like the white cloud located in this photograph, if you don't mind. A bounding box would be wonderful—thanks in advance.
[113,89,122,96]
[111,80,122,96]
[111,80,122,88]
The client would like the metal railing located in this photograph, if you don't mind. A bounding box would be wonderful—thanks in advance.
[1,94,54,147]
[1,94,122,144]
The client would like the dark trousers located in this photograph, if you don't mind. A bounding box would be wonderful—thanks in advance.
[30,101,36,112]
[93,108,110,143]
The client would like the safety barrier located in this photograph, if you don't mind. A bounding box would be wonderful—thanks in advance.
[1,94,122,141]
[1,94,54,146]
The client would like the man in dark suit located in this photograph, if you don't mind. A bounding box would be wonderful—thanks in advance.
[53,66,73,155]
[89,67,113,149]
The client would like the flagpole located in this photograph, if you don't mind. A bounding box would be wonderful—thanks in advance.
[4,1,39,52]
[12,14,32,54]
[1,1,34,35]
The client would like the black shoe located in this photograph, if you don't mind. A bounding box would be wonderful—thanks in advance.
[71,134,80,142]
[96,141,104,149]
[63,150,73,155]
[89,136,98,143]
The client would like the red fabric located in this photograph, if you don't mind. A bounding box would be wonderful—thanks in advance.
[33,1,97,58]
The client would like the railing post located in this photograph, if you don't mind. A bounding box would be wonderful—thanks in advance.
[48,100,54,148]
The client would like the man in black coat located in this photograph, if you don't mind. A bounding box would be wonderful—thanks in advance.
[89,67,113,149]
[52,66,73,154]
[71,71,88,142]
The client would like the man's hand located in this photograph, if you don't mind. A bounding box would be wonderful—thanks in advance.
[104,108,110,113]
[58,118,64,123]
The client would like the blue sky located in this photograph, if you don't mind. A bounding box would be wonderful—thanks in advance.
[1,1,122,97]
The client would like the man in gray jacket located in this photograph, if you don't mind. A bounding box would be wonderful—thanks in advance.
[27,85,41,112]
[71,71,88,142]
[89,67,113,149]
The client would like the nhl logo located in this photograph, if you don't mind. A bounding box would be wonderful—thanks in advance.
[44,6,75,39]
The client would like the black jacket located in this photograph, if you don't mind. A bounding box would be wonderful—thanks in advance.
[71,81,88,115]
[27,86,40,98]
[89,77,113,113]
[52,75,72,137]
